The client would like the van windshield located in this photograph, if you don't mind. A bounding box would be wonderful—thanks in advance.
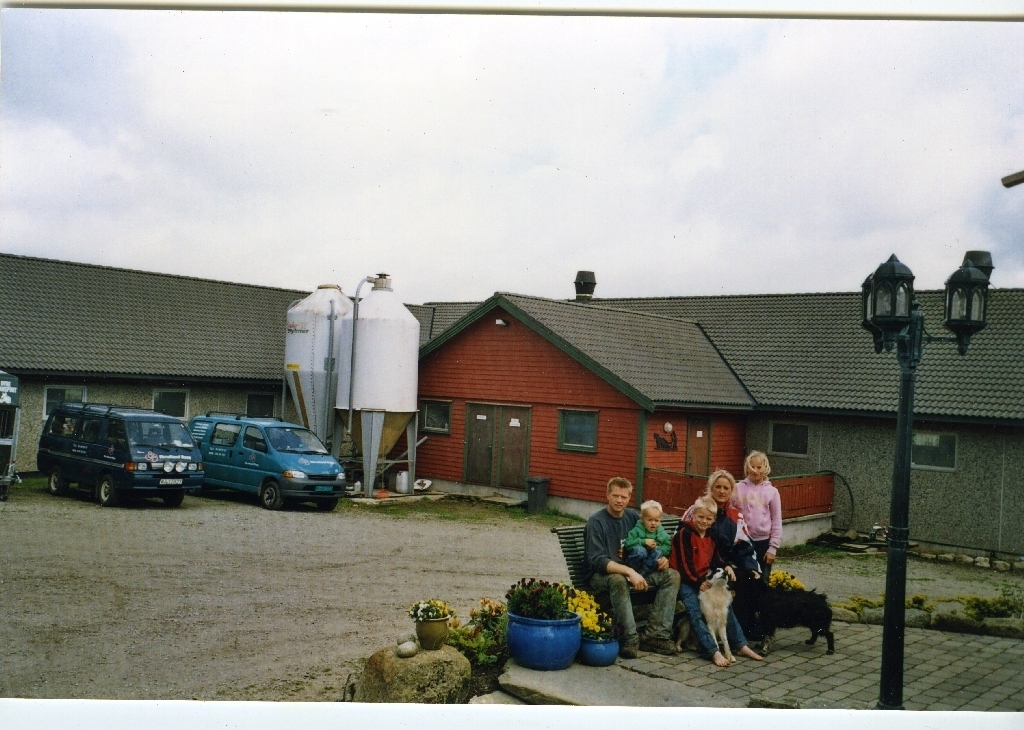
[266,427,329,454]
[128,421,196,448]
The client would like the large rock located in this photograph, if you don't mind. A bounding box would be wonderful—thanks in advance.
[861,607,885,625]
[905,609,931,629]
[981,617,1024,639]
[930,602,982,634]
[831,607,860,623]
[354,645,471,704]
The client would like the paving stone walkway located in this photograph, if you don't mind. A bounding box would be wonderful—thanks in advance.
[617,621,1024,710]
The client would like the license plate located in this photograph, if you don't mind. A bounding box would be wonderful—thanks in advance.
[159,478,183,485]
[315,485,334,493]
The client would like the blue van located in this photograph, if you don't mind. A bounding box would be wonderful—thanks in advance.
[38,403,203,507]
[188,414,345,511]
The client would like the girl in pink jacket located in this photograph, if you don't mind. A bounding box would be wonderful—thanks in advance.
[732,451,782,582]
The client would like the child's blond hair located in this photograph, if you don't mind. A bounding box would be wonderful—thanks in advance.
[639,500,663,517]
[743,450,771,478]
[692,495,718,517]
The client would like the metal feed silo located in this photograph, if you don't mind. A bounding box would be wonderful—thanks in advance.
[339,274,420,496]
[284,284,353,444]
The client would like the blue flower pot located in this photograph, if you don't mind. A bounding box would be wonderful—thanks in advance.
[506,612,582,671]
[576,637,619,666]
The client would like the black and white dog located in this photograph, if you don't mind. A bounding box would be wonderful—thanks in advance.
[732,570,835,655]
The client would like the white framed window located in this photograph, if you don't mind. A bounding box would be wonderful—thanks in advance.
[911,431,956,471]
[44,385,86,415]
[247,393,276,418]
[769,422,810,458]
[153,389,188,419]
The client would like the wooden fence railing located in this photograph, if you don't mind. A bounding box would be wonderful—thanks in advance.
[643,468,834,519]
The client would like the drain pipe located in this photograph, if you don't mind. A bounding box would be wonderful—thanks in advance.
[347,276,375,436]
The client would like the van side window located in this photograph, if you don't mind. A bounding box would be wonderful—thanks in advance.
[80,418,102,444]
[243,426,268,453]
[105,420,129,450]
[49,415,79,437]
[210,423,242,447]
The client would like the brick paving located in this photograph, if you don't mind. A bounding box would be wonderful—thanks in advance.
[618,621,1024,710]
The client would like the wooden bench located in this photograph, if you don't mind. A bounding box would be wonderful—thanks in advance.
[551,516,684,614]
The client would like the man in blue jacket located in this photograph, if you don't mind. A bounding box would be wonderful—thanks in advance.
[584,476,680,658]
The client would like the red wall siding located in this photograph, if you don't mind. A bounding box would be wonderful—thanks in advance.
[645,411,687,472]
[643,469,708,516]
[710,416,746,476]
[644,411,746,477]
[416,307,641,504]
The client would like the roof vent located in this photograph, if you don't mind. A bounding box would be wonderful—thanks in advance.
[574,271,596,301]
[371,273,393,291]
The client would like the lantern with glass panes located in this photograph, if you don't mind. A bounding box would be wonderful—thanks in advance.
[861,254,915,353]
[943,251,992,355]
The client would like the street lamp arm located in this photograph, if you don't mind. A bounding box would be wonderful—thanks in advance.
[1002,169,1024,188]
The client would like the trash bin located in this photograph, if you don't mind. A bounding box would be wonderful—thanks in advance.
[525,476,550,515]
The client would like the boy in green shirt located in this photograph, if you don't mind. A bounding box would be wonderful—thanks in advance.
[623,500,672,576]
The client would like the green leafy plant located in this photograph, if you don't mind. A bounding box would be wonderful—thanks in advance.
[446,598,508,667]
[505,578,572,620]
[906,593,934,612]
[833,594,885,613]
[956,589,1024,622]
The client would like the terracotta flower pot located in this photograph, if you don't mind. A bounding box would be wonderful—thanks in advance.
[415,617,450,650]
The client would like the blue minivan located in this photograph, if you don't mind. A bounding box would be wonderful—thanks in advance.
[38,403,203,507]
[188,414,345,511]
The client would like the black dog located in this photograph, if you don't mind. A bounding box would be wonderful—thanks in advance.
[732,570,835,655]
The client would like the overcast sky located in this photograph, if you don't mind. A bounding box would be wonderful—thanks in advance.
[2,11,1022,304]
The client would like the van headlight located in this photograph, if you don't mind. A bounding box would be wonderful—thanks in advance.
[187,463,198,471]
[175,461,186,473]
[163,462,175,473]
[283,470,307,480]
[336,472,345,481]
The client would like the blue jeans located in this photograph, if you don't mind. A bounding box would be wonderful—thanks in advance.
[625,545,663,576]
[678,582,749,659]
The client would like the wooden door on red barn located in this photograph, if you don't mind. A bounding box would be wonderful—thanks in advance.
[464,403,531,488]
[686,418,711,475]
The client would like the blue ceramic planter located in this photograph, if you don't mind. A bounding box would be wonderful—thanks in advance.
[576,637,619,666]
[506,612,582,671]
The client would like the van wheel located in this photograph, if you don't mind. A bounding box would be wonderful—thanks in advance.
[98,475,120,507]
[48,468,69,496]
[163,491,185,507]
[316,498,339,512]
[259,480,284,510]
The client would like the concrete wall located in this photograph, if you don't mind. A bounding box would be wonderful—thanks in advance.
[746,414,1023,557]
[13,376,298,472]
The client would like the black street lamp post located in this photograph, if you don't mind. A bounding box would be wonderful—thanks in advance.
[861,251,993,710]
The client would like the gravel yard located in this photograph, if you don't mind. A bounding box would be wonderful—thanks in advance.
[1,478,1020,701]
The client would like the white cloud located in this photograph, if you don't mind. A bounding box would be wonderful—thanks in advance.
[2,13,1021,302]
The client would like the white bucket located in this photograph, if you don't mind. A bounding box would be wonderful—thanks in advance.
[395,470,410,494]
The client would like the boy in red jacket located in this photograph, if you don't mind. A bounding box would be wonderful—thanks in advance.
[671,496,763,667]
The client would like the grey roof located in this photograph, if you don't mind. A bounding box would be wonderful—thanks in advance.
[421,293,754,411]
[0,254,309,382]
[596,290,1024,422]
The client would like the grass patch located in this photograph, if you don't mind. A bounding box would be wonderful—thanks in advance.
[776,543,846,560]
[352,495,585,528]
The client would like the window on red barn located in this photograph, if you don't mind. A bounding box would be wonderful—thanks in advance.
[558,410,598,453]
[420,401,451,434]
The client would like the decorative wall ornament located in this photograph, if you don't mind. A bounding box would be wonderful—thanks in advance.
[653,422,678,451]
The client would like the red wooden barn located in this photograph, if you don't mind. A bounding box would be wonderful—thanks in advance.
[411,292,759,516]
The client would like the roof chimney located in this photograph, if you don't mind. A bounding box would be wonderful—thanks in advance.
[574,271,596,302]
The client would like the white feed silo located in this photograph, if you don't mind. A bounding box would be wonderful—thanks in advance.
[339,273,420,496]
[284,285,354,445]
